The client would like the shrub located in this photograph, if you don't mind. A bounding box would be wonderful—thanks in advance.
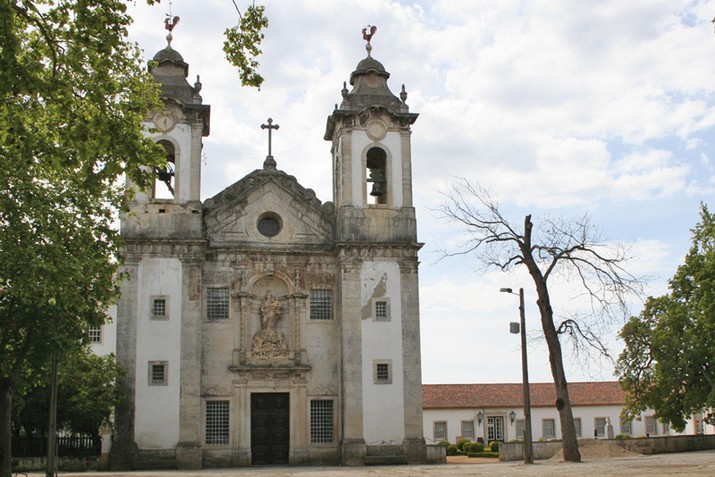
[615,434,629,440]
[467,441,484,453]
[456,438,471,452]
[446,445,459,456]
[489,440,499,452]
[438,440,451,447]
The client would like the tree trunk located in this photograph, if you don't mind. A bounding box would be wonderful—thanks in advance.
[522,215,581,462]
[0,380,14,477]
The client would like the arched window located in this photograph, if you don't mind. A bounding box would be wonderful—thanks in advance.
[154,140,175,199]
[366,147,387,205]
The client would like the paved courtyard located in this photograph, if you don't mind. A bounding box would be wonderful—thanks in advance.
[31,449,715,476]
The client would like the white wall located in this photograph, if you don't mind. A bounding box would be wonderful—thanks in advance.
[424,405,715,444]
[361,260,405,445]
[134,257,182,449]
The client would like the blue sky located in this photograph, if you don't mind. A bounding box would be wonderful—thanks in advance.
[128,0,715,384]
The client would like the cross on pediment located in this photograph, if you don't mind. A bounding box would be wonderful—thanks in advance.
[261,118,279,170]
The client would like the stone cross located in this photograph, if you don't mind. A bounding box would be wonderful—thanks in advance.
[261,118,279,158]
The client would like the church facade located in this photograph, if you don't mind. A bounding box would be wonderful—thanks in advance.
[112,35,427,469]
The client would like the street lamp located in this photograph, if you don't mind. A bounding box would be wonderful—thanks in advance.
[500,287,534,464]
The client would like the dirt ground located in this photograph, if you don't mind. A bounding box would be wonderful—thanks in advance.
[24,449,715,477]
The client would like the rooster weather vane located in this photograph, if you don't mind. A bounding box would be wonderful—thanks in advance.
[362,25,377,56]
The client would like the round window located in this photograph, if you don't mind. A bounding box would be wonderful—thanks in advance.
[257,212,282,237]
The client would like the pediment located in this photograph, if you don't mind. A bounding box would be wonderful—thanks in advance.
[203,168,335,246]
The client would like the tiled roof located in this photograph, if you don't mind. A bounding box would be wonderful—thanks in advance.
[423,382,624,409]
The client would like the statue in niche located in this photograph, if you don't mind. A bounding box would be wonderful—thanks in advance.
[252,290,288,358]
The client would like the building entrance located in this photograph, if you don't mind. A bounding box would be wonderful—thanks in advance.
[251,392,290,465]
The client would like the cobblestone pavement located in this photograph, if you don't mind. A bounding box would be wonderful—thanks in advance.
[24,450,715,477]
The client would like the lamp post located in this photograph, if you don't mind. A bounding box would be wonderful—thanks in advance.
[500,287,534,464]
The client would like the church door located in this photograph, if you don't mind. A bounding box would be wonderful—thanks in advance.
[251,393,290,465]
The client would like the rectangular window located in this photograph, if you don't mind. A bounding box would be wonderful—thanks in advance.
[148,361,168,386]
[461,420,475,439]
[433,421,447,441]
[207,287,229,320]
[515,419,525,440]
[662,422,669,434]
[310,400,334,444]
[645,415,658,435]
[151,296,168,320]
[620,418,632,436]
[310,290,333,320]
[595,417,607,438]
[373,298,390,322]
[573,417,582,437]
[205,400,230,445]
[88,325,102,343]
[542,418,556,439]
[374,361,392,384]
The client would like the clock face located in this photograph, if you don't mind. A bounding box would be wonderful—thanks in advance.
[366,120,387,141]
[154,111,176,132]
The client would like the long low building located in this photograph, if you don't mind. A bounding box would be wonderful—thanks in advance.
[422,382,713,445]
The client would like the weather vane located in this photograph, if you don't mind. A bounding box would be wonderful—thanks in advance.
[362,25,377,56]
[164,0,180,45]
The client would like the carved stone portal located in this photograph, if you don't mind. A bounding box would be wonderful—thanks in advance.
[252,290,288,358]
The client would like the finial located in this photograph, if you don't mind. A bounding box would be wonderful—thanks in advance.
[194,75,202,93]
[341,81,348,99]
[400,84,407,103]
[362,25,377,57]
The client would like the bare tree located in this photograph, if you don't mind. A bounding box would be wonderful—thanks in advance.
[437,179,643,462]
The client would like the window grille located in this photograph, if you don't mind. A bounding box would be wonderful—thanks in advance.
[375,362,391,384]
[433,421,447,441]
[151,363,166,385]
[205,400,230,445]
[374,300,388,321]
[310,290,332,320]
[153,298,166,317]
[516,419,526,440]
[645,416,658,435]
[207,288,229,320]
[88,326,102,343]
[310,400,334,444]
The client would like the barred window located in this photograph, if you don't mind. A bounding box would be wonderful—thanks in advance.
[374,361,392,384]
[153,298,166,317]
[148,361,168,386]
[516,419,525,440]
[374,299,391,322]
[88,326,102,343]
[595,417,607,438]
[310,290,332,320]
[433,421,447,441]
[207,288,229,320]
[310,400,334,444]
[645,415,658,435]
[205,400,230,445]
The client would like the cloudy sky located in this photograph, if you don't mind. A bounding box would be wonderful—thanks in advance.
[128,0,715,385]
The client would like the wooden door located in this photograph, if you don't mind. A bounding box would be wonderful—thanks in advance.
[251,392,289,465]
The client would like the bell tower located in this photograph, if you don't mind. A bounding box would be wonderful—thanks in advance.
[324,29,426,465]
[122,27,210,240]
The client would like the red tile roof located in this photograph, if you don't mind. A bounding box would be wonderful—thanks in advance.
[423,382,624,409]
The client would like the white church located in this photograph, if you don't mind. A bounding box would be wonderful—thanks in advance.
[107,30,429,469]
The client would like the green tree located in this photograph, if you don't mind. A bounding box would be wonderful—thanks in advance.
[617,204,715,431]
[0,1,165,474]
[13,347,125,440]
[438,180,642,462]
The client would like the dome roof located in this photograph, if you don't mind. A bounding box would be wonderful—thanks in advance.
[349,56,390,85]
[152,45,188,77]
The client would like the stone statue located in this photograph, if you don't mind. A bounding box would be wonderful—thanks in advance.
[252,290,288,358]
